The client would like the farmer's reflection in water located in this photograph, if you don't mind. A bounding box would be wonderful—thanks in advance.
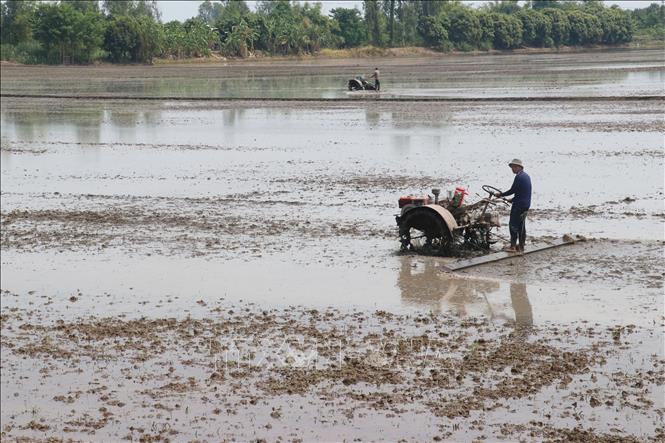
[398,258,533,329]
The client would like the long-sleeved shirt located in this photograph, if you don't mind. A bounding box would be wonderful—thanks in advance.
[501,170,531,209]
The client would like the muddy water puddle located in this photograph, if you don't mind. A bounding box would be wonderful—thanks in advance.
[0,248,661,328]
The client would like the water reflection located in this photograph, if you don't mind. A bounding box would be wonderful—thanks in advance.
[364,109,381,128]
[390,108,451,130]
[1,105,162,145]
[510,282,533,330]
[397,256,533,329]
[222,108,246,126]
[1,102,107,142]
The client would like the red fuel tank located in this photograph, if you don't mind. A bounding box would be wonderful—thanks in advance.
[452,187,468,207]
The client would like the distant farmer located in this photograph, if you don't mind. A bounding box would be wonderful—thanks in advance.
[370,67,380,92]
[494,159,531,253]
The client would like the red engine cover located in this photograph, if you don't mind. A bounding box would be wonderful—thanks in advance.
[398,196,431,208]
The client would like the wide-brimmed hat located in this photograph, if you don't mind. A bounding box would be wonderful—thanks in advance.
[508,158,524,167]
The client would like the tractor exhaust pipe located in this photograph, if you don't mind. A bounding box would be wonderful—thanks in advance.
[432,188,440,204]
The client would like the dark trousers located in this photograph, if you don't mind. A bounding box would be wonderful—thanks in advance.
[375,79,380,91]
[509,206,528,249]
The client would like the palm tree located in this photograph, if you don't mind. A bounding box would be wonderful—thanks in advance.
[225,19,258,57]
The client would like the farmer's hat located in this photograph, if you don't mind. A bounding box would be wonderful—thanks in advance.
[508,158,524,168]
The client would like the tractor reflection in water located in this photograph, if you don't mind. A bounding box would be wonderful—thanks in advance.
[396,185,507,256]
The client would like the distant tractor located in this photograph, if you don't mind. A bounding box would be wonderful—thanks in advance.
[396,185,506,256]
[348,76,377,91]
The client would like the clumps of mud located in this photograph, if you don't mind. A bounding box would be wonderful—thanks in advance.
[0,139,47,155]
[273,173,462,194]
[1,300,663,441]
[0,198,394,258]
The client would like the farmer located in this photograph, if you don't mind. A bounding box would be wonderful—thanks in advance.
[370,67,380,92]
[494,159,531,253]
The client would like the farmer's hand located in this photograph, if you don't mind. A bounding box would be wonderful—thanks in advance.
[494,192,501,198]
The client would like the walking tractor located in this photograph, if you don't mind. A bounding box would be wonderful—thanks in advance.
[348,76,377,91]
[396,185,508,256]
[396,185,585,270]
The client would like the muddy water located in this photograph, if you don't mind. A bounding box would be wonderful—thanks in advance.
[1,249,660,326]
[1,50,664,441]
[2,100,663,240]
[1,97,662,330]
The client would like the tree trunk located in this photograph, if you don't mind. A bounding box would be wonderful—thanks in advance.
[389,0,395,46]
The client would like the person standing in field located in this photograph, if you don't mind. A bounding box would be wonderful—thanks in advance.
[370,67,380,92]
[494,159,531,253]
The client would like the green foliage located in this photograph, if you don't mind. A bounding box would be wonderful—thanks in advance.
[541,8,570,47]
[477,11,495,50]
[223,18,258,57]
[448,6,482,50]
[632,3,664,29]
[103,14,162,63]
[393,0,422,47]
[566,10,601,45]
[491,12,523,49]
[103,16,138,62]
[162,18,219,58]
[0,0,653,65]
[198,0,225,24]
[212,0,252,49]
[363,0,384,46]
[61,1,100,13]
[517,9,553,47]
[417,15,449,49]
[331,8,366,48]
[240,1,341,55]
[301,3,341,52]
[530,1,562,10]
[102,0,161,21]
[488,1,521,15]
[1,0,37,45]
[632,3,664,42]
[383,0,396,46]
[600,8,633,44]
[419,1,445,18]
[32,3,105,63]
[1,40,43,64]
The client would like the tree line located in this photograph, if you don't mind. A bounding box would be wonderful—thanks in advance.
[1,0,663,65]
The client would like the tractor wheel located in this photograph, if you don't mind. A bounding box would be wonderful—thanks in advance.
[398,207,453,255]
[349,80,365,91]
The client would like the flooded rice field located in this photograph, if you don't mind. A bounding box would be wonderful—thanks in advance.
[1,49,664,441]
[1,49,664,99]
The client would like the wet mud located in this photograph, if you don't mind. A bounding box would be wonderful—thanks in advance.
[1,49,664,441]
[1,299,663,441]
